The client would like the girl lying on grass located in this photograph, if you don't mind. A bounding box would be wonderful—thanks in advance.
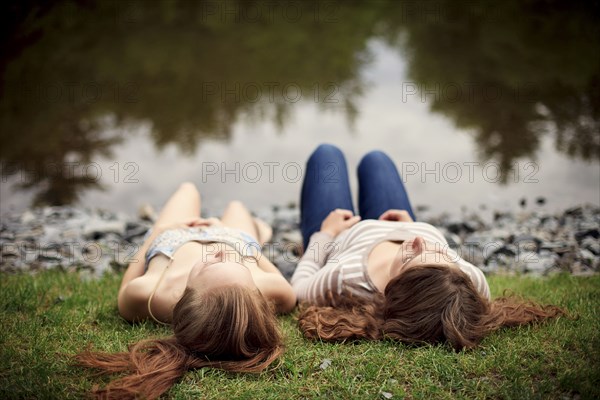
[292,144,564,349]
[76,182,296,399]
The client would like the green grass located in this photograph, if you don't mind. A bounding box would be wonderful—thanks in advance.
[1,271,598,399]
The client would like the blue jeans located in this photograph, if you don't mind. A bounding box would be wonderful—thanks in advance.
[300,144,416,249]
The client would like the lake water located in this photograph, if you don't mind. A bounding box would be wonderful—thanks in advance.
[2,1,598,219]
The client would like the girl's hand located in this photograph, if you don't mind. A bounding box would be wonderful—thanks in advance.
[378,209,414,222]
[157,217,221,233]
[320,209,361,237]
[194,217,222,227]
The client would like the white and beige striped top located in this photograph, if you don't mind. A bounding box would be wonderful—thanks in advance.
[291,220,490,304]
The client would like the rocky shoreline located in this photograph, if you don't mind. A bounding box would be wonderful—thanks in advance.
[1,204,598,280]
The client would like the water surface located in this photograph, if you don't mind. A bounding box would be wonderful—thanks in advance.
[2,1,598,218]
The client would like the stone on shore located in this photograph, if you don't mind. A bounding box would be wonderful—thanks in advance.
[1,204,598,280]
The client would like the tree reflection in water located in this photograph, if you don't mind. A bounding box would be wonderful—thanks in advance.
[1,0,598,205]
[381,0,599,179]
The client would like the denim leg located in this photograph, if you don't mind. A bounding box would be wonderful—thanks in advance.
[357,150,416,221]
[300,144,354,249]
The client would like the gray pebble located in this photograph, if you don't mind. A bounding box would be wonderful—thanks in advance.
[0,204,598,279]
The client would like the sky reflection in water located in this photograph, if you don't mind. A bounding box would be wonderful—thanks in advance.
[1,1,598,217]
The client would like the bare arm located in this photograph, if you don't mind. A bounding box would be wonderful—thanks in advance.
[116,226,167,321]
[118,228,163,297]
[117,278,151,322]
[250,251,296,313]
[117,217,209,313]
[257,274,297,314]
[254,251,286,274]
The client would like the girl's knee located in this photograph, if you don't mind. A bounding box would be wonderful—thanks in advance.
[177,182,200,199]
[179,181,197,191]
[310,143,343,159]
[222,201,252,223]
[226,200,246,210]
[358,150,390,169]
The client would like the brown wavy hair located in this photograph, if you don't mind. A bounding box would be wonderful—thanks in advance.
[298,265,565,350]
[75,286,284,399]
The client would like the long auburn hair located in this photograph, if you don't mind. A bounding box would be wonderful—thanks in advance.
[298,265,565,350]
[76,286,284,399]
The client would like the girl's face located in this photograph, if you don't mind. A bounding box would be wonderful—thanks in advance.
[389,236,460,278]
[186,249,257,292]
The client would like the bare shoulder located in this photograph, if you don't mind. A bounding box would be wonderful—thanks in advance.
[255,273,296,314]
[117,275,154,322]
